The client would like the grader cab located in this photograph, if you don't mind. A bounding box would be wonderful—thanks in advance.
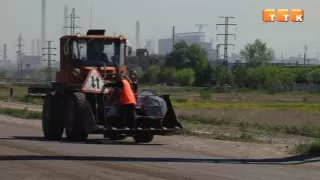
[28,29,182,143]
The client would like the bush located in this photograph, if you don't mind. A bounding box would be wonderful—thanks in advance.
[199,88,212,99]
[295,141,320,156]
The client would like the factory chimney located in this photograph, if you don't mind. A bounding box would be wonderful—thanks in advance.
[136,21,140,49]
[31,40,35,56]
[63,6,68,35]
[3,44,7,61]
[36,39,40,56]
[41,0,46,52]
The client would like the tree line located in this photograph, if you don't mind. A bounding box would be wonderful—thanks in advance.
[139,39,320,90]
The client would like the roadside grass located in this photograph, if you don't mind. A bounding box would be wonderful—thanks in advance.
[295,141,320,156]
[3,94,320,113]
[176,108,320,138]
[177,128,259,143]
[12,94,43,104]
[0,107,41,119]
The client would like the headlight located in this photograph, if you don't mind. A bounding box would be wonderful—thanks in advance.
[72,68,81,76]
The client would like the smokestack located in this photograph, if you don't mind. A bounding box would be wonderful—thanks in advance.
[3,44,6,61]
[31,40,35,56]
[136,21,140,49]
[63,6,68,35]
[36,39,40,56]
[41,0,46,51]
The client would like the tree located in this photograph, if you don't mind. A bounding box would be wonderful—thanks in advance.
[158,67,176,83]
[213,64,226,85]
[165,41,210,86]
[308,69,320,84]
[195,66,214,86]
[144,64,161,84]
[166,41,191,69]
[174,68,195,86]
[240,39,275,68]
[231,63,247,88]
[133,67,144,79]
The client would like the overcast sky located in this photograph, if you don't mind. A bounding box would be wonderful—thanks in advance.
[1,0,319,61]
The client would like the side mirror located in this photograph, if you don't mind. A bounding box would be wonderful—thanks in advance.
[128,46,132,56]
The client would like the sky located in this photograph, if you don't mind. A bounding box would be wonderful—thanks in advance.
[1,0,320,62]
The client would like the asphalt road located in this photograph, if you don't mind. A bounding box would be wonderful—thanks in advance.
[0,116,320,180]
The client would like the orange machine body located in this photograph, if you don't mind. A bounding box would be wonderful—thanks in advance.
[56,32,130,85]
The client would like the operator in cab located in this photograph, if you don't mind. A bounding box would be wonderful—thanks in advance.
[90,42,109,62]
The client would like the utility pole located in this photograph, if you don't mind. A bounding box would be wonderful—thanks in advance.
[216,16,237,84]
[42,41,56,82]
[64,8,82,35]
[172,26,175,52]
[16,34,24,80]
[303,44,307,66]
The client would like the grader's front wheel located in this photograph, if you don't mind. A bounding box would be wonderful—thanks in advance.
[42,93,64,141]
[133,133,154,143]
[65,92,88,142]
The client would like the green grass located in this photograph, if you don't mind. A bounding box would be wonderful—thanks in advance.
[172,100,320,113]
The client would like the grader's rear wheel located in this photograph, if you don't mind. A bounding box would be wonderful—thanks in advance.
[65,92,88,142]
[133,133,154,143]
[42,93,64,141]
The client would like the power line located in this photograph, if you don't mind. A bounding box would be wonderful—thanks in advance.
[42,41,56,82]
[16,34,24,80]
[63,8,82,35]
[216,16,237,83]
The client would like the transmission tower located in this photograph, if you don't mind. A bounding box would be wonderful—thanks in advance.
[16,34,24,80]
[42,41,56,82]
[216,16,237,83]
[64,8,82,35]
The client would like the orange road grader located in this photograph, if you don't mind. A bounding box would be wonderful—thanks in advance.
[28,29,182,143]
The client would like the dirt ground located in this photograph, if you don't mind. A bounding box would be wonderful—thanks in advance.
[1,116,320,180]
[0,100,315,158]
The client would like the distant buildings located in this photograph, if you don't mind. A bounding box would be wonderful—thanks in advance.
[126,49,166,70]
[157,32,217,61]
[22,56,42,70]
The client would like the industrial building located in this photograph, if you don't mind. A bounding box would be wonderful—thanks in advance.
[157,32,217,61]
[126,49,166,71]
[22,56,42,70]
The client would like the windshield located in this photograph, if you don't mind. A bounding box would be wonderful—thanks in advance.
[72,39,124,67]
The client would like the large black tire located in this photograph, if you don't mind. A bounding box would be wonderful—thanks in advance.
[133,133,154,143]
[42,93,64,141]
[65,92,88,142]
